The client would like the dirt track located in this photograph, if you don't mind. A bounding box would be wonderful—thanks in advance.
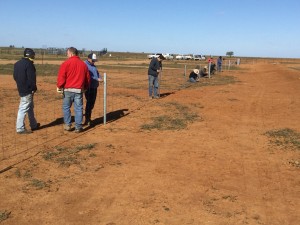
[0,62,299,225]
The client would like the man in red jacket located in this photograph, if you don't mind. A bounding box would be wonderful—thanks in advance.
[57,47,90,133]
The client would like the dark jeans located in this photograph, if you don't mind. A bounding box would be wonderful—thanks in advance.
[84,88,98,121]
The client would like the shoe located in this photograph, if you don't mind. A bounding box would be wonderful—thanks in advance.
[32,123,40,131]
[64,124,72,131]
[153,96,160,99]
[74,128,83,133]
[84,119,91,126]
[149,96,153,100]
[17,130,32,134]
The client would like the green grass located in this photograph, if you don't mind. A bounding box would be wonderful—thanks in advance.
[42,144,97,167]
[30,179,48,190]
[0,63,60,76]
[288,66,300,71]
[265,128,300,150]
[141,101,199,131]
[199,75,237,87]
[0,210,11,222]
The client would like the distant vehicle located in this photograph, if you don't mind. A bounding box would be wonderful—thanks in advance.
[176,54,193,60]
[183,55,193,60]
[147,53,162,59]
[163,53,174,60]
[175,55,184,60]
[193,55,206,60]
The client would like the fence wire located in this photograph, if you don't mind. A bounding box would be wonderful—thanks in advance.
[1,57,298,168]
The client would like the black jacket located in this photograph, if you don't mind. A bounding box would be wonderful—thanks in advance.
[13,58,37,97]
[148,58,162,77]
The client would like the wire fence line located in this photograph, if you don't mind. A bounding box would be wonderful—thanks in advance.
[0,62,195,167]
[2,57,296,169]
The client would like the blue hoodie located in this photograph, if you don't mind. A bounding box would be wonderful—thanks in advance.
[84,60,102,88]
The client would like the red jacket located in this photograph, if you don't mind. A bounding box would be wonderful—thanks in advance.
[57,56,90,91]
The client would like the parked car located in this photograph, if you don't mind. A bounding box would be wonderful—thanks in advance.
[183,55,193,60]
[163,53,174,60]
[193,55,206,60]
[176,55,184,60]
[147,53,162,59]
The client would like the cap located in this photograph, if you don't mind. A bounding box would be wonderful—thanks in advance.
[24,48,35,59]
[158,54,165,60]
[88,53,97,62]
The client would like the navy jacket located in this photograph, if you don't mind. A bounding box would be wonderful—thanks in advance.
[148,58,162,77]
[13,57,37,97]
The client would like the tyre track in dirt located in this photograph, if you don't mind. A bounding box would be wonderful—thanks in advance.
[209,63,300,225]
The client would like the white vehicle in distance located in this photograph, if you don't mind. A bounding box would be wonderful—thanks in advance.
[175,55,184,60]
[176,55,193,60]
[147,53,162,59]
[193,54,206,60]
[163,53,174,60]
[183,55,193,60]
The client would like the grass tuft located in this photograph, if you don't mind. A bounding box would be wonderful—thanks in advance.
[265,128,300,150]
[141,101,199,131]
[0,210,11,222]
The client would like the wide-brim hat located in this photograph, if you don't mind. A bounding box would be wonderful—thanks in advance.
[193,69,199,75]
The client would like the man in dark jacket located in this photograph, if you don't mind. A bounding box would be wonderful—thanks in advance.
[148,54,165,99]
[13,48,40,134]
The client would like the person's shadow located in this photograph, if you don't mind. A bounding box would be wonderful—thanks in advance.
[159,92,174,98]
[39,109,129,131]
[38,117,65,129]
[88,109,129,128]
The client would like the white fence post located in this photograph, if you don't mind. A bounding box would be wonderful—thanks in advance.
[208,62,211,78]
[103,73,107,125]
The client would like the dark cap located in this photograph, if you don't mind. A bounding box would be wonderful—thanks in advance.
[24,48,35,59]
[158,54,165,60]
[88,53,97,62]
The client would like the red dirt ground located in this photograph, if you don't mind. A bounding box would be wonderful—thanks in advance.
[0,61,299,225]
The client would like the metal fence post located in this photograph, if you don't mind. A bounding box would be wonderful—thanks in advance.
[103,73,107,125]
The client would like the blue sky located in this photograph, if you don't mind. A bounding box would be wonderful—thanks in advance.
[1,0,300,58]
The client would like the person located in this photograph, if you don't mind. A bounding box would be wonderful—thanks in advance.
[148,54,165,99]
[13,48,40,134]
[84,53,102,126]
[208,56,216,75]
[189,69,200,82]
[57,47,90,133]
[217,56,223,72]
[200,66,209,77]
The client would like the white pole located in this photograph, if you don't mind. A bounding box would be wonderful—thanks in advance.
[184,65,186,77]
[208,62,211,79]
[103,73,107,125]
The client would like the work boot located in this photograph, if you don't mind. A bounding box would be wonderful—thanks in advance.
[17,129,32,134]
[32,123,40,131]
[64,124,72,131]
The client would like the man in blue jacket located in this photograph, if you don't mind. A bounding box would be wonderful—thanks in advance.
[148,54,165,99]
[13,48,40,134]
[84,53,102,126]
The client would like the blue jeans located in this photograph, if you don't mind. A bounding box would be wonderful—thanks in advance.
[16,93,38,132]
[189,77,197,83]
[63,91,83,129]
[148,75,159,97]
